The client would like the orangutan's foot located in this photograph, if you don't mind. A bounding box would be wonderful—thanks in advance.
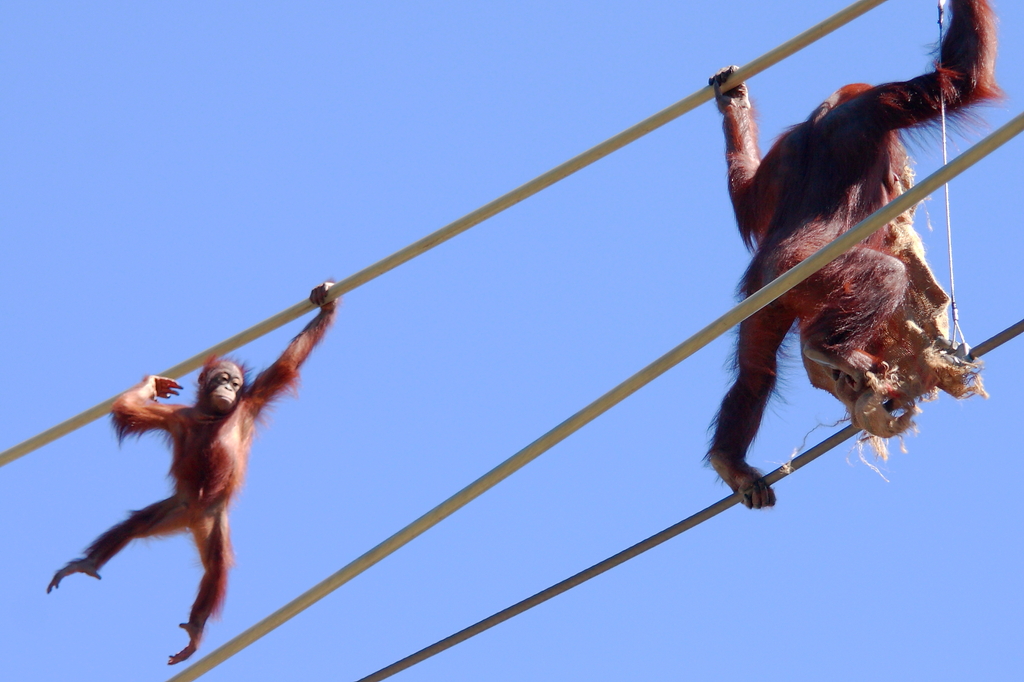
[708,452,776,509]
[168,621,203,665]
[47,558,101,593]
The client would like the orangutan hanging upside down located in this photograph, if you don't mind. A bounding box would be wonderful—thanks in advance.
[48,282,338,664]
[706,0,999,508]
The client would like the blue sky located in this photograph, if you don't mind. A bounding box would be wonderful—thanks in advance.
[2,1,1022,680]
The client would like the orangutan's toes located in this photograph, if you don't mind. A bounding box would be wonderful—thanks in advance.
[742,479,776,509]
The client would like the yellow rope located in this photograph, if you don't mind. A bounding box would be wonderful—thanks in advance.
[0,0,891,470]
[163,108,1024,682]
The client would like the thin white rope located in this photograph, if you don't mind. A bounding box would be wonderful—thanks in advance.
[938,0,966,345]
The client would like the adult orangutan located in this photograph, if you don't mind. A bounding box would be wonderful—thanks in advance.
[706,0,998,508]
[48,282,338,663]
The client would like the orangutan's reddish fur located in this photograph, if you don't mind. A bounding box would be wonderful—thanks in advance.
[707,0,999,507]
[49,290,336,663]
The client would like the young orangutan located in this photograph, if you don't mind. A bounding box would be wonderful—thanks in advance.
[48,282,338,664]
[706,0,998,508]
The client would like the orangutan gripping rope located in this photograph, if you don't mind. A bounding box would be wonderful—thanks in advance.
[706,0,999,508]
[48,282,338,664]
